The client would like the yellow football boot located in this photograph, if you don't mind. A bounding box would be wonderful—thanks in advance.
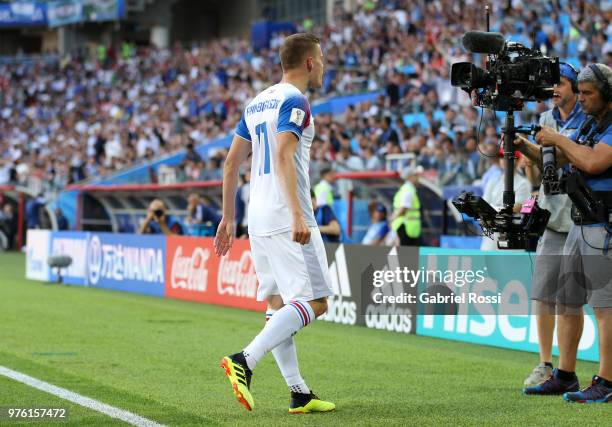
[220,355,254,411]
[288,392,335,414]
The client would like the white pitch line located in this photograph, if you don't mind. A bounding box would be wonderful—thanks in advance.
[0,365,166,427]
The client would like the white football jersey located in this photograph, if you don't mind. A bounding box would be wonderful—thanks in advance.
[235,83,317,236]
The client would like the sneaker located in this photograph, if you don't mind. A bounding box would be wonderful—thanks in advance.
[524,362,553,386]
[563,376,612,403]
[220,353,254,411]
[523,369,579,395]
[288,391,336,414]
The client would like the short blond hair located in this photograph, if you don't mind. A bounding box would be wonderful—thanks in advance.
[279,33,320,71]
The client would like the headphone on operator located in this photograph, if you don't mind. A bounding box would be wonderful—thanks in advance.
[588,64,612,103]
[559,62,579,93]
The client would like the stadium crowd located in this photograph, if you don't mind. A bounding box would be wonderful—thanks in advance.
[0,0,610,199]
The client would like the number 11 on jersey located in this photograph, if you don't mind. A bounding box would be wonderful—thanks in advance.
[255,122,271,176]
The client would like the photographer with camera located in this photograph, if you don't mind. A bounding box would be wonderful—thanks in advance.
[522,63,588,387]
[139,199,183,236]
[518,64,612,403]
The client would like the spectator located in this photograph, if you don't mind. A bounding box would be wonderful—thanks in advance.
[139,199,182,236]
[186,193,222,235]
[335,147,365,172]
[183,143,203,164]
[313,166,335,207]
[479,143,503,191]
[25,194,45,230]
[0,158,10,184]
[55,207,69,231]
[362,202,390,246]
[363,146,383,170]
[0,203,16,250]
[311,190,341,243]
[0,0,607,201]
[377,116,400,147]
[390,166,423,246]
[439,147,477,186]
[235,170,250,238]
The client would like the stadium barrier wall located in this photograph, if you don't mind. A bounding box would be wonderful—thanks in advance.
[0,0,124,28]
[25,230,599,362]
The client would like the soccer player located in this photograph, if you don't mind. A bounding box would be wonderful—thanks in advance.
[214,33,336,414]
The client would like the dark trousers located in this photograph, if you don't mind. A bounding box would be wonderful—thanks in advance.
[397,225,421,246]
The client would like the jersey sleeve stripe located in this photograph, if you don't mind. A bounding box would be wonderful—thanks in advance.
[277,93,310,138]
[234,131,251,142]
[276,128,301,141]
[235,114,252,141]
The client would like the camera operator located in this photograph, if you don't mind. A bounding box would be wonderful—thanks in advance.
[139,199,183,236]
[522,64,588,387]
[518,64,612,403]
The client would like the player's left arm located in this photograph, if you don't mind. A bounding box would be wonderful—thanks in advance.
[276,93,312,245]
[276,132,311,245]
[536,127,612,174]
[214,134,251,257]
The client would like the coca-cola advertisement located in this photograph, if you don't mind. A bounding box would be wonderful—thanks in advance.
[165,236,212,303]
[165,236,266,311]
[208,238,263,310]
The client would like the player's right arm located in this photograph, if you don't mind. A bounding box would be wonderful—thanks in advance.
[276,132,311,245]
[214,133,251,257]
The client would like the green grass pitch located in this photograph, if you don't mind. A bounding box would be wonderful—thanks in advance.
[0,252,607,426]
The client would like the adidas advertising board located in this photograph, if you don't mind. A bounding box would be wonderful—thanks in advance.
[320,243,418,334]
[358,245,418,334]
[319,243,358,326]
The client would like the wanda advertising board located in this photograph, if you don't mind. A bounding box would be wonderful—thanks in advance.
[165,236,266,311]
